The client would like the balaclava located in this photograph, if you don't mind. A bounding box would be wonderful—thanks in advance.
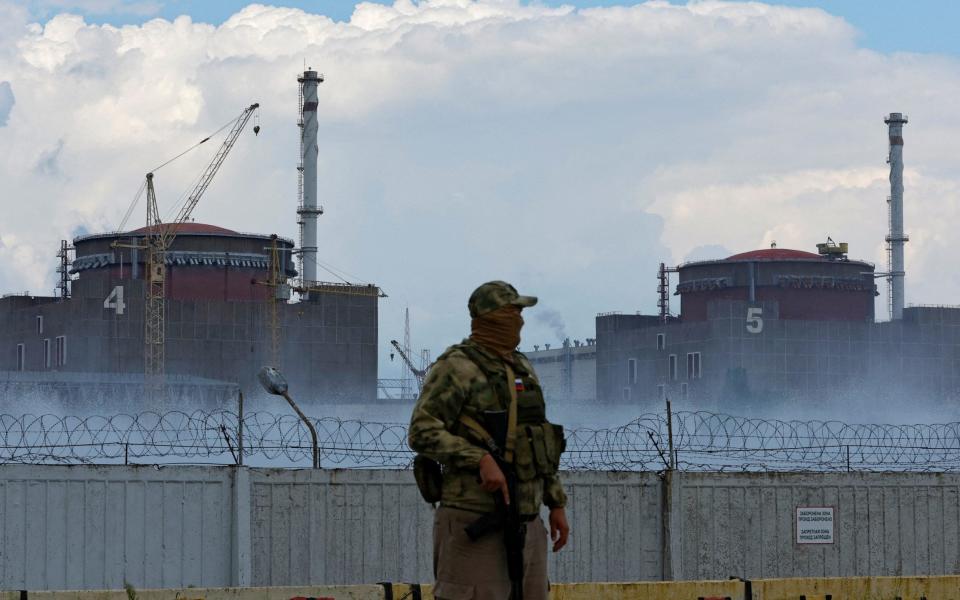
[470,305,523,359]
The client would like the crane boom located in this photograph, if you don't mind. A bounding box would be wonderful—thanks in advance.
[143,102,260,395]
[162,103,260,244]
[390,339,427,394]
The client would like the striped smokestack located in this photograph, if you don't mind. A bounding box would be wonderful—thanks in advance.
[884,112,908,320]
[298,70,323,292]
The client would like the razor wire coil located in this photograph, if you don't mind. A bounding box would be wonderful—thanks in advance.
[2,410,960,471]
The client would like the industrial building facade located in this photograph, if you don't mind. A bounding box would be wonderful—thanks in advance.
[526,339,597,404]
[596,260,960,409]
[529,243,960,410]
[527,246,960,410]
[1,224,379,404]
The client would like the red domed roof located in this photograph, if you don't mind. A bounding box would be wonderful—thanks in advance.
[129,223,238,235]
[726,248,822,261]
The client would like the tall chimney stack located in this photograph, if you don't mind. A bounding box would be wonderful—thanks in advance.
[884,112,908,320]
[298,70,324,291]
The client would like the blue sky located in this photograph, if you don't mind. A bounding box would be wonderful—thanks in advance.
[25,0,960,57]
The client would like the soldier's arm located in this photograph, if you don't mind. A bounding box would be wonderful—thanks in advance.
[542,473,567,509]
[408,356,487,470]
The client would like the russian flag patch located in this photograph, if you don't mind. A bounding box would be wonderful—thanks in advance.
[515,378,525,392]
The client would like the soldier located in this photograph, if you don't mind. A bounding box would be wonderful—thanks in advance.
[409,281,569,600]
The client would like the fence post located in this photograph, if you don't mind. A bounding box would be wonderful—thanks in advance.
[662,468,684,580]
[666,399,675,470]
[232,466,251,586]
[238,390,244,467]
[662,399,682,580]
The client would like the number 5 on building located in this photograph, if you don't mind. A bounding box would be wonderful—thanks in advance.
[746,307,763,333]
[104,285,126,315]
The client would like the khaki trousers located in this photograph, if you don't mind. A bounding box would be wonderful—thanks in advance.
[432,506,548,600]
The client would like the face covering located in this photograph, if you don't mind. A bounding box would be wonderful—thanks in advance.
[470,306,524,359]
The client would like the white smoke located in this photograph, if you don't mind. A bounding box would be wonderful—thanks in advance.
[534,308,568,344]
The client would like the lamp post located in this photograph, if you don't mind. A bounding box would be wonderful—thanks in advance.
[257,366,319,469]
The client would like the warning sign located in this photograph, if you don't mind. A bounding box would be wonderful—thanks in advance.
[796,506,834,544]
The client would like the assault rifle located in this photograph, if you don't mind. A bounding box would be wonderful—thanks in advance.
[464,409,526,600]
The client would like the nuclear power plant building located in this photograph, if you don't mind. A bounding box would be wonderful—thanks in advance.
[594,246,960,409]
[1,224,380,403]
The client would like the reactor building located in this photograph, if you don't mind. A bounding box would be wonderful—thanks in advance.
[0,70,381,406]
[532,113,960,411]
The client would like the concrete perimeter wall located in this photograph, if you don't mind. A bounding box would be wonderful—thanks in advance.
[0,465,235,591]
[670,472,960,580]
[2,465,960,591]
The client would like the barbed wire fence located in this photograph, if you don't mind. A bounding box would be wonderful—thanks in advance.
[2,409,960,471]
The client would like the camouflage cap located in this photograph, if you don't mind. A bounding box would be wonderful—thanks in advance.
[468,281,538,318]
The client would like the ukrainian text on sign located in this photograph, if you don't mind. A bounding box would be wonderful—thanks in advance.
[796,506,834,544]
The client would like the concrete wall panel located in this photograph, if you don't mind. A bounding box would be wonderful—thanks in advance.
[555,472,663,582]
[5,465,960,591]
[248,469,436,586]
[673,472,960,581]
[246,470,663,587]
[0,465,233,591]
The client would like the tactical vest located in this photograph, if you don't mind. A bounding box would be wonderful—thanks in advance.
[452,344,565,482]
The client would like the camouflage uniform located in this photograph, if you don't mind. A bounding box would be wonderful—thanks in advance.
[409,281,567,600]
[409,340,567,515]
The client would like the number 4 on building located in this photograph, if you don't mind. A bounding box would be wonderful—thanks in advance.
[746,307,763,333]
[104,285,126,315]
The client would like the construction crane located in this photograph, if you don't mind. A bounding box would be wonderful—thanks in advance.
[251,235,292,367]
[390,339,428,396]
[138,102,260,393]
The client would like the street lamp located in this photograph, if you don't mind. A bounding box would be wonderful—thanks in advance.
[257,366,319,469]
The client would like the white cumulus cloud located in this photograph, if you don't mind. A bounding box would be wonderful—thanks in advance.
[1,0,959,376]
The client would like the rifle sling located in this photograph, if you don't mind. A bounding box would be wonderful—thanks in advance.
[457,361,519,464]
[503,363,518,464]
